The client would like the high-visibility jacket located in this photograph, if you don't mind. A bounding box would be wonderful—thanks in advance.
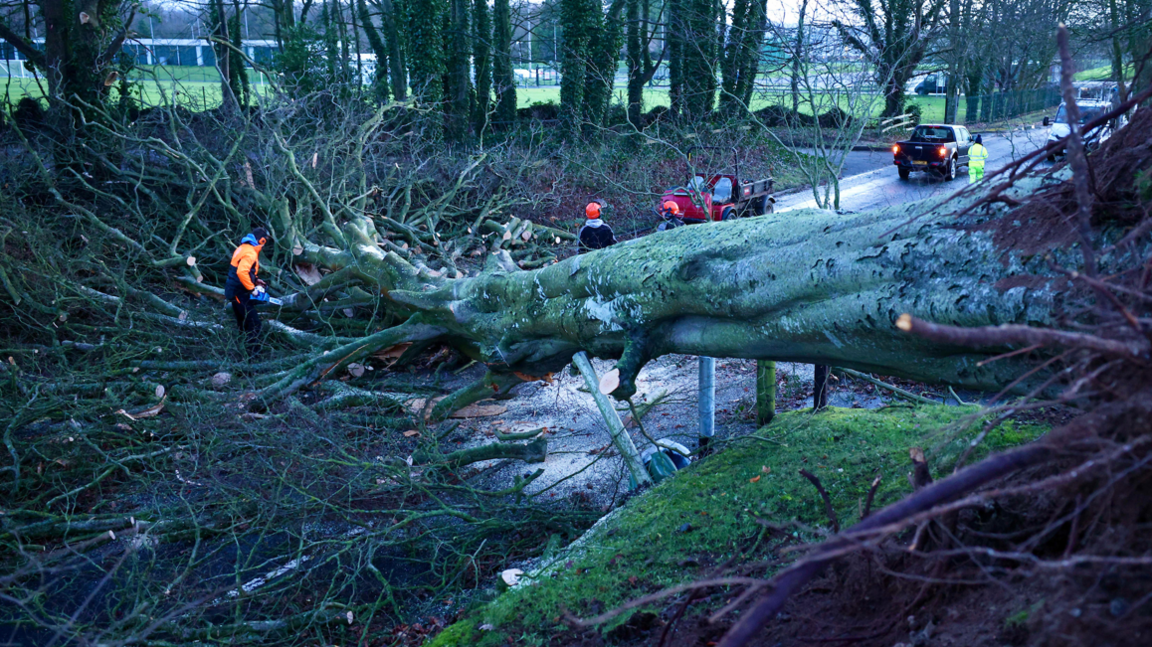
[969,143,989,168]
[223,234,264,302]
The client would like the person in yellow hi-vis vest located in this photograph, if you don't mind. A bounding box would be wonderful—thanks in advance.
[968,134,989,184]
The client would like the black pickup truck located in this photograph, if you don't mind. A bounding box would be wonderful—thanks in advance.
[892,124,975,181]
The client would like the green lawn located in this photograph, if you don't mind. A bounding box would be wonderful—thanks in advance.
[2,65,1052,126]
[2,66,275,110]
[426,405,1048,646]
[1073,64,1131,81]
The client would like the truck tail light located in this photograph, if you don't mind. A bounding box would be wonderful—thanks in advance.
[892,144,900,154]
[938,146,948,157]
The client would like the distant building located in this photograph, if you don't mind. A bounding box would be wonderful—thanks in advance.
[1,38,279,69]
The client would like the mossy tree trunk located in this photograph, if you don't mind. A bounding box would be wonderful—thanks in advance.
[277,174,1085,408]
[375,0,409,100]
[472,0,493,134]
[0,0,134,137]
[358,0,393,102]
[559,0,597,132]
[680,0,718,119]
[492,0,516,126]
[582,0,626,129]
[720,0,766,113]
[444,0,472,141]
[408,0,446,132]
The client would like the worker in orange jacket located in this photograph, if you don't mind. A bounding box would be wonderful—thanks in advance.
[223,227,270,357]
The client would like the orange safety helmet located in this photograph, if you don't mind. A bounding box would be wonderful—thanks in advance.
[585,202,602,219]
[661,200,680,215]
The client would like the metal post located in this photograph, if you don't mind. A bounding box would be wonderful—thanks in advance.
[813,364,830,411]
[571,352,652,489]
[756,360,776,426]
[698,357,715,440]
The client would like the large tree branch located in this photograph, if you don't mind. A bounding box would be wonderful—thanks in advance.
[0,19,44,67]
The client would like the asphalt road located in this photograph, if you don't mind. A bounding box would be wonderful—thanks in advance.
[776,125,1053,213]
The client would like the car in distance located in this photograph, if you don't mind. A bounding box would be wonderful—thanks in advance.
[892,124,975,181]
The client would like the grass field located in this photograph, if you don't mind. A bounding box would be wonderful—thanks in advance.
[2,65,274,111]
[1074,63,1131,81]
[3,65,1051,126]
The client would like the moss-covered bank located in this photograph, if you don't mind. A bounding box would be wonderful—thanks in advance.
[425,405,1047,646]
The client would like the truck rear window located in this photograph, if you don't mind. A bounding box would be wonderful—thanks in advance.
[910,126,955,142]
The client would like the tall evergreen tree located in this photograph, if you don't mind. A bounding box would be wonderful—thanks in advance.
[492,0,517,126]
[472,0,493,134]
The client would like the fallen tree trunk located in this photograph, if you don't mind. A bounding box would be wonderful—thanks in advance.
[280,166,1103,405]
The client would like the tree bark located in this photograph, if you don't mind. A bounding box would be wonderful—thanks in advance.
[472,0,493,134]
[756,360,775,425]
[359,0,393,102]
[492,0,516,126]
[284,170,1088,409]
[444,0,472,141]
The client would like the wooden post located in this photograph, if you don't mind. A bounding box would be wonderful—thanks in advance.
[699,356,715,439]
[756,360,776,425]
[572,352,652,488]
[813,364,830,411]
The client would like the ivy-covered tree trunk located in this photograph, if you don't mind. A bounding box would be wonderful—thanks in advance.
[668,0,684,118]
[444,0,473,141]
[559,0,596,132]
[472,0,493,134]
[230,0,250,105]
[375,0,408,101]
[626,0,662,128]
[582,0,626,128]
[681,0,717,119]
[720,0,764,113]
[0,0,133,158]
[358,0,393,102]
[737,0,766,106]
[492,0,517,126]
[408,0,446,133]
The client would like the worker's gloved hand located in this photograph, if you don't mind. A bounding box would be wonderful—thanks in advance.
[256,279,267,288]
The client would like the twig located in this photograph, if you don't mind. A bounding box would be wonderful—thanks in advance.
[836,367,937,405]
[798,469,839,533]
[861,473,882,520]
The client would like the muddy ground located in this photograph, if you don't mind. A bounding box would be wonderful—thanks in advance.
[428,356,966,511]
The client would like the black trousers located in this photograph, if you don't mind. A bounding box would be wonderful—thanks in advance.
[231,295,263,357]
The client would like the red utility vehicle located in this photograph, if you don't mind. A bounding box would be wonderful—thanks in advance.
[659,148,775,223]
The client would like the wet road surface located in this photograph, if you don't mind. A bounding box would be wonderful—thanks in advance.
[777,125,1053,213]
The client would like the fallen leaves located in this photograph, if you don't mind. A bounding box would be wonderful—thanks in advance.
[749,475,761,483]
[373,342,412,366]
[512,371,554,384]
[402,430,420,438]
